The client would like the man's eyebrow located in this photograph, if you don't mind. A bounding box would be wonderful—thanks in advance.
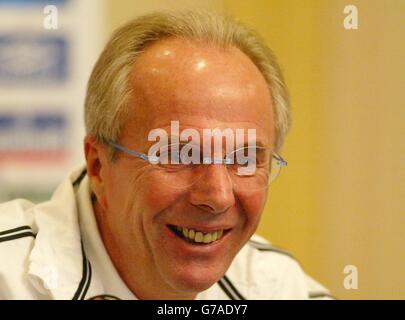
[237,141,265,148]
[167,136,200,145]
[164,136,266,148]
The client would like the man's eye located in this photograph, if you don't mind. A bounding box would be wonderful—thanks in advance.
[157,145,185,164]
[158,152,169,164]
[156,149,171,164]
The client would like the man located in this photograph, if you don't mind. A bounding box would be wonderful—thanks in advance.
[0,11,331,299]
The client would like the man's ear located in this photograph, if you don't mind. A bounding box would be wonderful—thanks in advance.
[84,135,108,211]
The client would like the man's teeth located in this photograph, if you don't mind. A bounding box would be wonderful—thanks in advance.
[176,226,224,244]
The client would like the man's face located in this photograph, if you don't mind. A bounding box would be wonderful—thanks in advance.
[95,38,275,297]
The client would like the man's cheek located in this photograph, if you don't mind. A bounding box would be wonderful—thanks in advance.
[240,191,267,217]
[142,178,185,210]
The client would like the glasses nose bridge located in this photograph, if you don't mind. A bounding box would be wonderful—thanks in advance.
[202,146,234,164]
[196,160,234,187]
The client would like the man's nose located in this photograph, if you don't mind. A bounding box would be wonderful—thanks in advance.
[188,164,235,214]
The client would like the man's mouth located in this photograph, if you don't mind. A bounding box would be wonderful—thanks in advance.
[167,224,230,245]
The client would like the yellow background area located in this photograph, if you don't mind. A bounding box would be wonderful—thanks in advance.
[104,0,405,299]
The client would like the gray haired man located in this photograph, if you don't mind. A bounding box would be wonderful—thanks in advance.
[0,11,330,300]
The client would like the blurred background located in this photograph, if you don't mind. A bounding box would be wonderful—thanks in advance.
[0,0,403,299]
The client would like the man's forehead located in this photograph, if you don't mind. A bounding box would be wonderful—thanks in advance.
[125,37,275,146]
[132,37,258,74]
[129,37,271,104]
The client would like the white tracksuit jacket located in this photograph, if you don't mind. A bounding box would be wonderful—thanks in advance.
[0,165,332,300]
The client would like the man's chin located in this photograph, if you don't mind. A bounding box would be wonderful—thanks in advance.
[164,265,225,294]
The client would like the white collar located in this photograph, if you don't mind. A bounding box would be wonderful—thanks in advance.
[27,165,89,299]
[76,173,137,300]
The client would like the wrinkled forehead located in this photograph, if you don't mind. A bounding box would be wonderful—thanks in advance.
[124,38,275,148]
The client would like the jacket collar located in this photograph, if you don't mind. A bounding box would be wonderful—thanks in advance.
[27,164,89,299]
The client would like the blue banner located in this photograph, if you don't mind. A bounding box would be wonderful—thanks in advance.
[0,34,68,85]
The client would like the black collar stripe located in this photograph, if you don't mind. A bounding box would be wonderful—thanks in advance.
[88,294,121,300]
[71,173,92,300]
[80,259,92,300]
[0,225,33,237]
[0,231,36,243]
[248,239,280,249]
[248,241,295,259]
[73,169,87,187]
[309,292,336,299]
[218,278,237,300]
[222,275,246,300]
[72,243,90,300]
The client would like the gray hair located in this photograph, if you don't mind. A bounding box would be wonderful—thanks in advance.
[84,10,291,159]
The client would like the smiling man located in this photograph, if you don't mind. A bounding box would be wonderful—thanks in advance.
[0,11,330,300]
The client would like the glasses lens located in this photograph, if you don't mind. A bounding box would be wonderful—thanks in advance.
[268,155,283,184]
[229,149,285,192]
[228,147,266,192]
[150,145,286,190]
[151,143,203,189]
